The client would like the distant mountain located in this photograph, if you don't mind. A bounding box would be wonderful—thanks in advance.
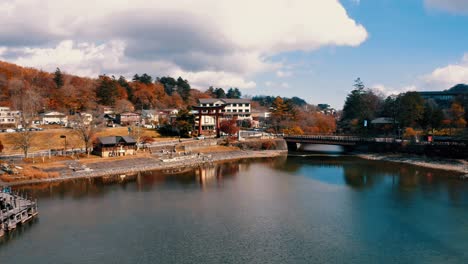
[447,84,468,93]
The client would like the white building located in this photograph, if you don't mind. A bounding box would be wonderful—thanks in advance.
[0,107,21,127]
[196,98,252,130]
[42,111,68,125]
[67,112,93,127]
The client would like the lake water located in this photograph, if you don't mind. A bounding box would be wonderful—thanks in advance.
[1,155,468,263]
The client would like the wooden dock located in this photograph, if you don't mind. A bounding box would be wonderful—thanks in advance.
[0,188,38,238]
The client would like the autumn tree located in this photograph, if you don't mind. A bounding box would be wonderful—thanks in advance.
[220,117,240,136]
[118,76,133,101]
[131,82,166,109]
[296,109,336,134]
[219,117,239,143]
[269,96,298,133]
[450,102,466,128]
[115,99,135,113]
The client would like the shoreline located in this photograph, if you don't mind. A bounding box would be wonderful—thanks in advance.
[3,149,467,187]
[356,153,468,174]
[2,150,288,187]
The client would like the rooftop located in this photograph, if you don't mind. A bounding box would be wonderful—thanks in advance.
[97,136,137,145]
[199,98,251,104]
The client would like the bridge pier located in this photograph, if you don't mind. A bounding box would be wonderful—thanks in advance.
[287,142,299,151]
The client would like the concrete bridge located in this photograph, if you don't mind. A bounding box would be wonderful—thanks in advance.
[283,135,394,151]
[283,135,468,158]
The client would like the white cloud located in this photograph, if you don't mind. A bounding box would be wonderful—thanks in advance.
[372,84,417,96]
[172,69,256,90]
[11,40,126,77]
[423,53,468,88]
[264,81,290,89]
[0,0,367,89]
[425,0,468,14]
[276,70,293,78]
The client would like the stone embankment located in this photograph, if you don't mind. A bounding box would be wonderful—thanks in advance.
[3,149,287,187]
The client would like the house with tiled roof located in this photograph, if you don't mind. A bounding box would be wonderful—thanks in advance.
[92,136,137,157]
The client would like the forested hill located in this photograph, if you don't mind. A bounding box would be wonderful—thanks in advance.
[0,60,310,112]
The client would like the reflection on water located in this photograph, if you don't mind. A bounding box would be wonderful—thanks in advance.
[2,155,468,263]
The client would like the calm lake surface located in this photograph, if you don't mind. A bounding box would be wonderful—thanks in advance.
[1,155,468,263]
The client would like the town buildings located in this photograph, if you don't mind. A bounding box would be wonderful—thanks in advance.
[196,98,252,131]
[0,107,21,128]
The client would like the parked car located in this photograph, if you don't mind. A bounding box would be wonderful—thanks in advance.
[196,135,205,140]
[5,129,15,133]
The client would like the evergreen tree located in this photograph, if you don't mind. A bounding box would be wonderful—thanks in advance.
[175,108,195,138]
[159,76,177,95]
[214,88,226,98]
[421,100,444,131]
[139,73,153,85]
[118,76,132,101]
[96,75,119,106]
[53,67,64,88]
[227,88,241,99]
[396,92,425,128]
[176,77,191,101]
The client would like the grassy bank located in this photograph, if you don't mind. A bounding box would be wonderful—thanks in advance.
[0,127,165,155]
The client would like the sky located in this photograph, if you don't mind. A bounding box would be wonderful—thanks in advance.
[0,0,468,108]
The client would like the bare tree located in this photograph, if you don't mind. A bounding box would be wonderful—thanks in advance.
[129,124,143,151]
[9,80,43,158]
[72,112,103,156]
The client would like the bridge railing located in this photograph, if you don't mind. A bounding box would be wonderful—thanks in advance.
[283,135,376,142]
[282,134,467,146]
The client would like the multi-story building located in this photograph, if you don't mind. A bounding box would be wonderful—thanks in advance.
[418,84,468,108]
[116,112,141,126]
[0,107,21,128]
[196,98,252,131]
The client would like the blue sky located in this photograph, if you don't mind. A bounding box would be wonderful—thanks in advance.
[0,0,467,108]
[254,0,468,107]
